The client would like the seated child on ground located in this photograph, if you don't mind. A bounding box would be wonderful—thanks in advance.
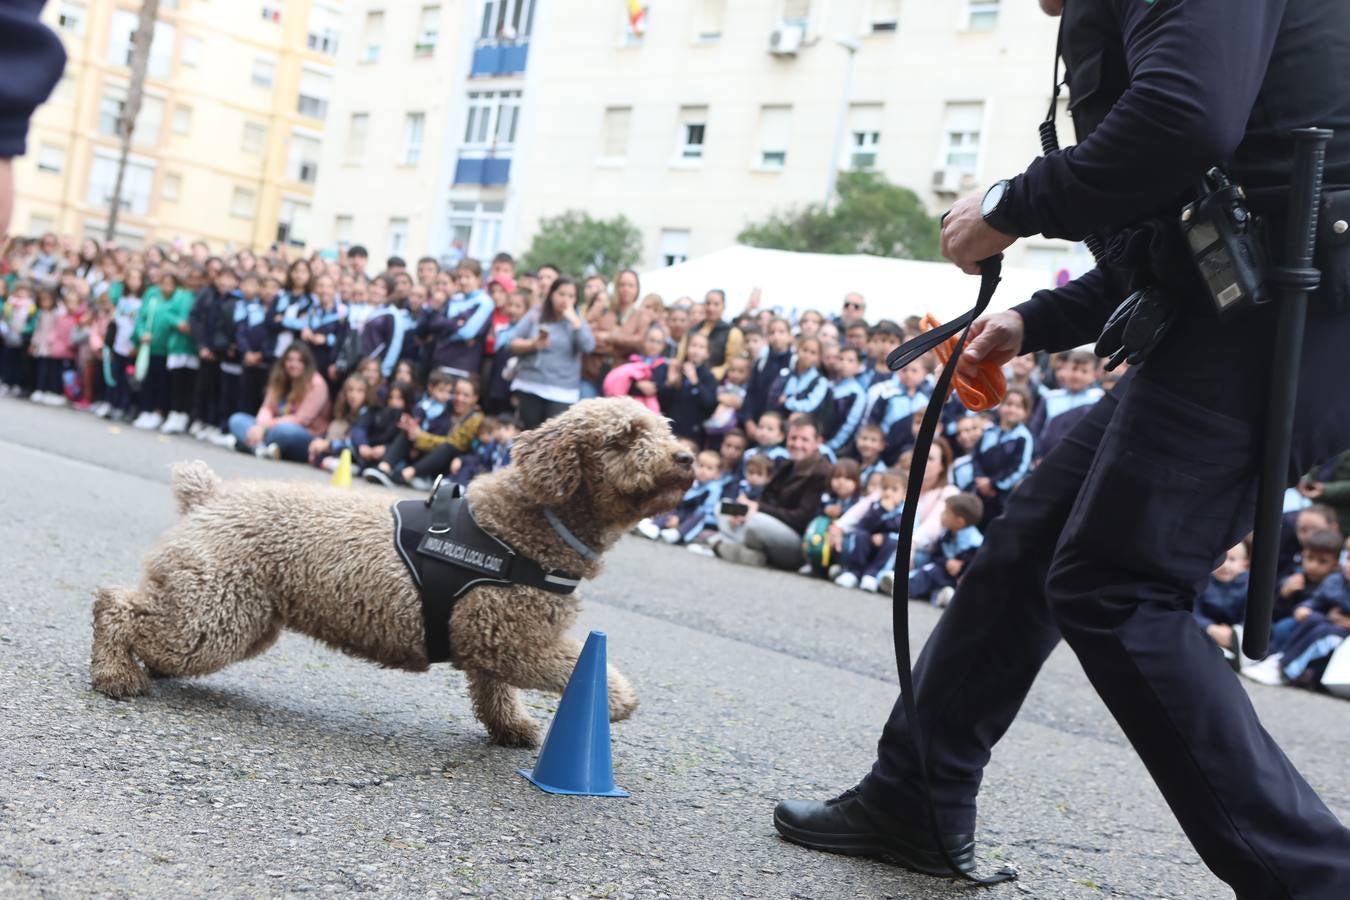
[835,472,907,593]
[351,381,410,470]
[1193,540,1251,654]
[713,453,776,545]
[310,373,371,469]
[717,428,748,494]
[644,450,723,545]
[364,371,457,485]
[744,410,789,468]
[906,493,985,606]
[1247,535,1350,688]
[450,413,520,486]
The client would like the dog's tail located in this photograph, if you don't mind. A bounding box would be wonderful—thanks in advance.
[171,460,221,514]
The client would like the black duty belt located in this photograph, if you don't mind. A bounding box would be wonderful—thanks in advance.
[391,480,581,663]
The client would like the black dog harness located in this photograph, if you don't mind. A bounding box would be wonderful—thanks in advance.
[391,480,581,663]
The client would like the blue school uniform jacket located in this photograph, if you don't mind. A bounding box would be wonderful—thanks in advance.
[234,298,272,361]
[855,499,905,539]
[420,289,494,375]
[1194,570,1250,629]
[655,361,718,442]
[744,348,792,424]
[972,423,1034,492]
[360,307,414,378]
[828,375,867,452]
[1300,573,1350,617]
[1030,386,1103,441]
[863,377,929,465]
[304,304,348,375]
[675,478,723,533]
[936,524,984,565]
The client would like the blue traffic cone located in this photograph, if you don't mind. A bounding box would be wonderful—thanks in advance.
[518,630,629,797]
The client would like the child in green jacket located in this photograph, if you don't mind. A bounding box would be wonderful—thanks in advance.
[130,272,195,430]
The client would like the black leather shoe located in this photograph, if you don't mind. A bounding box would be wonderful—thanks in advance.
[773,786,976,877]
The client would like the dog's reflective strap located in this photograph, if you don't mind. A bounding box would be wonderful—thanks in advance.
[887,259,1017,885]
[390,491,581,665]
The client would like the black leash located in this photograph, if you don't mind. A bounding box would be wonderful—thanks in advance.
[883,257,1016,885]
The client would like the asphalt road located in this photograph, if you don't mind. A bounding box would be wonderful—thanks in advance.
[2,397,1347,899]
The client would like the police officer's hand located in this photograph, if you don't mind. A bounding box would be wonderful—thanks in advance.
[959,310,1024,381]
[940,195,1017,275]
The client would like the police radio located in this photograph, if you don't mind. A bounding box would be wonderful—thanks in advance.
[1180,168,1270,316]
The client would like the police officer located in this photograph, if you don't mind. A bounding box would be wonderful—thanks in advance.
[0,1,66,242]
[773,0,1350,896]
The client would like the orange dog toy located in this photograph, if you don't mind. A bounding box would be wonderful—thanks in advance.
[920,313,1007,412]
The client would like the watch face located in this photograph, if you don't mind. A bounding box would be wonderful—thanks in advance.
[981,181,1007,217]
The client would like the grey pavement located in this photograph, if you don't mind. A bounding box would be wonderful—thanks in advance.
[1,397,1347,899]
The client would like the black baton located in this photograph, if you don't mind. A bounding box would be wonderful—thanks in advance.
[1244,127,1334,660]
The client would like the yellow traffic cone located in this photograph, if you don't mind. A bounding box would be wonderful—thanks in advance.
[330,448,353,488]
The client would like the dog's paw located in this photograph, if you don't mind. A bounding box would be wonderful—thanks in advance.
[608,674,639,722]
[90,665,150,699]
[487,719,541,748]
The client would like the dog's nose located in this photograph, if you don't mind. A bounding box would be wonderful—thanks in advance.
[674,451,694,468]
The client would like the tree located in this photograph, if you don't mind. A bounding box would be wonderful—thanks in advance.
[737,170,942,262]
[107,0,161,243]
[521,211,643,278]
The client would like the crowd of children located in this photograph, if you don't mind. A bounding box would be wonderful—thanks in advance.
[5,232,1346,699]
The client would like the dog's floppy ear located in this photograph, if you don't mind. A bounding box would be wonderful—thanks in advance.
[511,420,582,505]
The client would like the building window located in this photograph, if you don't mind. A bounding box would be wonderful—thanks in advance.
[37,144,65,174]
[161,172,181,202]
[463,90,521,149]
[678,106,707,161]
[402,113,425,165]
[107,11,175,79]
[755,105,790,169]
[781,0,810,25]
[659,228,690,267]
[346,113,369,162]
[182,35,202,66]
[447,200,504,261]
[251,56,277,87]
[966,0,998,31]
[415,5,440,55]
[287,133,321,183]
[942,101,983,173]
[297,68,332,119]
[695,0,723,42]
[479,0,536,41]
[361,11,383,62]
[334,215,354,248]
[88,151,155,216]
[846,104,882,170]
[622,1,647,47]
[278,198,312,246]
[388,217,409,257]
[172,104,192,135]
[307,3,341,55]
[98,87,164,146]
[242,121,266,154]
[261,3,283,23]
[231,187,257,219]
[870,0,899,32]
[600,106,631,161]
[58,1,86,35]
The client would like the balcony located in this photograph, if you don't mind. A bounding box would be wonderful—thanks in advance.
[470,41,529,77]
[454,152,511,186]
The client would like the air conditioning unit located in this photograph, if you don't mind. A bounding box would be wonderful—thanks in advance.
[931,167,962,195]
[959,171,979,192]
[769,22,805,56]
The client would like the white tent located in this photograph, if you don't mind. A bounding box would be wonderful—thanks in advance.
[638,245,1054,326]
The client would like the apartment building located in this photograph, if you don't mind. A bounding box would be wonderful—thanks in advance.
[309,0,537,265]
[512,0,1088,276]
[12,0,336,250]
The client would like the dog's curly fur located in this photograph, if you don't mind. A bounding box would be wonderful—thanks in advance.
[90,398,694,746]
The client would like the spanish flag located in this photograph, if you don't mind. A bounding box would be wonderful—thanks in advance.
[627,0,647,35]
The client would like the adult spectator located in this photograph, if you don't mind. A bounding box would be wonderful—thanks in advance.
[715,414,832,570]
[227,344,331,462]
[346,245,370,280]
[0,1,65,243]
[832,292,866,328]
[681,289,745,380]
[509,276,596,428]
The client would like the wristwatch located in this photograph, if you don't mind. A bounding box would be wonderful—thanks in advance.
[981,179,1017,236]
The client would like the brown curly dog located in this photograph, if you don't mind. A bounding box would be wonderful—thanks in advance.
[90,398,695,746]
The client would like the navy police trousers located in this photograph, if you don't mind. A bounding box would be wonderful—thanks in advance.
[861,300,1350,898]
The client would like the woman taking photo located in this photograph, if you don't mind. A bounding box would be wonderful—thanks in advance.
[509,276,595,428]
[227,343,331,461]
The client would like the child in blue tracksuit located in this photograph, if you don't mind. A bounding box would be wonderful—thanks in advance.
[653,450,724,544]
[235,275,276,416]
[744,410,790,468]
[906,493,986,604]
[775,337,831,426]
[971,386,1035,524]
[449,414,519,486]
[819,458,863,522]
[350,382,412,471]
[1029,349,1102,445]
[836,472,908,592]
[827,347,868,454]
[300,275,348,388]
[1250,544,1350,688]
[1193,541,1251,654]
[716,429,748,496]
[863,357,930,466]
[950,414,990,493]
[419,260,494,378]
